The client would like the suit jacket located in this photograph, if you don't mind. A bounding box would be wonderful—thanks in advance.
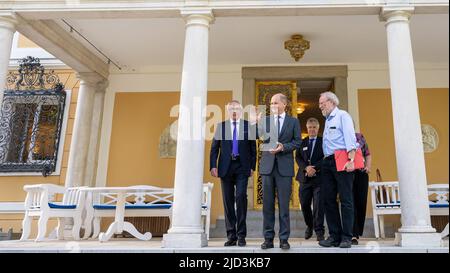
[210,120,257,178]
[258,115,301,177]
[295,136,324,183]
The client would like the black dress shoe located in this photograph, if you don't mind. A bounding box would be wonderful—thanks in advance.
[339,239,352,248]
[318,237,340,247]
[305,227,313,240]
[238,238,246,247]
[224,239,237,247]
[316,233,325,242]
[260,239,274,249]
[351,238,359,245]
[280,240,290,250]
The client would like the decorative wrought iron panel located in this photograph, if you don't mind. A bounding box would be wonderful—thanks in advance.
[254,81,300,209]
[0,57,66,176]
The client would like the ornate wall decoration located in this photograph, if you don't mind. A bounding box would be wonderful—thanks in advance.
[254,81,299,209]
[159,120,178,158]
[421,124,439,153]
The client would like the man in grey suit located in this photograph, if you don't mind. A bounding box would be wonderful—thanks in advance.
[253,93,301,250]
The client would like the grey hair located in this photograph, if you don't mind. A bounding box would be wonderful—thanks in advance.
[226,100,242,109]
[273,93,289,105]
[320,91,339,106]
[306,117,320,125]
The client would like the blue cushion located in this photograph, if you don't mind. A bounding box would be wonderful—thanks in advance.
[429,203,449,208]
[48,202,76,209]
[93,203,173,210]
[376,201,449,209]
[376,204,401,208]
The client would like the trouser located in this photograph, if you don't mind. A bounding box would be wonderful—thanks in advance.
[299,176,325,235]
[321,156,354,241]
[353,170,369,237]
[262,162,292,240]
[221,160,249,240]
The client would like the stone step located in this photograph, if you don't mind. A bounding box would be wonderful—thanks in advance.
[209,210,397,239]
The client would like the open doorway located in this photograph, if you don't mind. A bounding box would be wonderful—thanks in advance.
[296,79,334,138]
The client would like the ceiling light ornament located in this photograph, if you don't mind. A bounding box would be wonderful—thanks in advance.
[296,103,307,114]
[284,34,310,62]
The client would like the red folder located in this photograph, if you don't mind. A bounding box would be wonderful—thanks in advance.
[334,148,365,172]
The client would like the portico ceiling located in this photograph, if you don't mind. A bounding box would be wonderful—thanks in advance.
[38,13,449,70]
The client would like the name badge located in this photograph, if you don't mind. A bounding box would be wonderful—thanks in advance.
[303,147,308,151]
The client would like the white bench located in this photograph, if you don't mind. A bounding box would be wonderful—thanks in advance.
[20,184,87,242]
[84,182,214,240]
[370,181,449,239]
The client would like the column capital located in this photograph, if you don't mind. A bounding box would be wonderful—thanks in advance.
[0,13,17,31]
[76,72,107,88]
[180,9,215,27]
[380,6,414,24]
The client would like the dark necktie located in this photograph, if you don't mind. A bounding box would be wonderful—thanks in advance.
[232,121,238,157]
[308,138,314,160]
[277,116,281,138]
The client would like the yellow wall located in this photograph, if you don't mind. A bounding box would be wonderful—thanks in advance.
[106,91,232,227]
[17,34,39,48]
[358,88,449,224]
[0,70,79,234]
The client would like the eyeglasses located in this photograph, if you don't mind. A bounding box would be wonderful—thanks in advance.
[228,107,242,111]
[319,99,330,106]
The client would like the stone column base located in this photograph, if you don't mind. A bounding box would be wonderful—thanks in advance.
[162,233,207,248]
[395,232,442,247]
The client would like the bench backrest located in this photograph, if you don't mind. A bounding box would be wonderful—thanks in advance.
[369,181,401,208]
[427,184,449,207]
[23,184,85,210]
[91,183,213,209]
[370,181,450,209]
[92,186,174,206]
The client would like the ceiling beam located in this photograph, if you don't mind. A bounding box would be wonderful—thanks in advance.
[15,15,109,79]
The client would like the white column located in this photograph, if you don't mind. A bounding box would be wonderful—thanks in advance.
[84,84,107,187]
[381,7,441,247]
[66,72,106,188]
[162,9,214,248]
[0,15,16,105]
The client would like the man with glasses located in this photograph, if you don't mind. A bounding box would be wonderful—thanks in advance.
[318,91,357,249]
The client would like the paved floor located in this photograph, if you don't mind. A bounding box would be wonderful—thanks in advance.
[0,238,448,253]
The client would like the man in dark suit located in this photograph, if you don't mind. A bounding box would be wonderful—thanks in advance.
[253,93,301,250]
[296,117,325,242]
[210,100,256,247]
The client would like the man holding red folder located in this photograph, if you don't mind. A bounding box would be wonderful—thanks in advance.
[318,91,357,249]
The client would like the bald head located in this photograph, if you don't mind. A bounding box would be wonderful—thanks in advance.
[270,93,288,115]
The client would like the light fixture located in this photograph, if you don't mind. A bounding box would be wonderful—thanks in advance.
[296,103,307,114]
[284,34,310,62]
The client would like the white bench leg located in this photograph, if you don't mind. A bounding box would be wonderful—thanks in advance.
[83,213,93,239]
[205,214,211,240]
[20,215,32,241]
[373,212,380,239]
[72,216,82,241]
[35,215,49,242]
[441,223,449,238]
[379,215,386,239]
[57,217,66,240]
[92,217,101,239]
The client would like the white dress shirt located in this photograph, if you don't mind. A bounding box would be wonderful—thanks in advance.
[274,112,286,134]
